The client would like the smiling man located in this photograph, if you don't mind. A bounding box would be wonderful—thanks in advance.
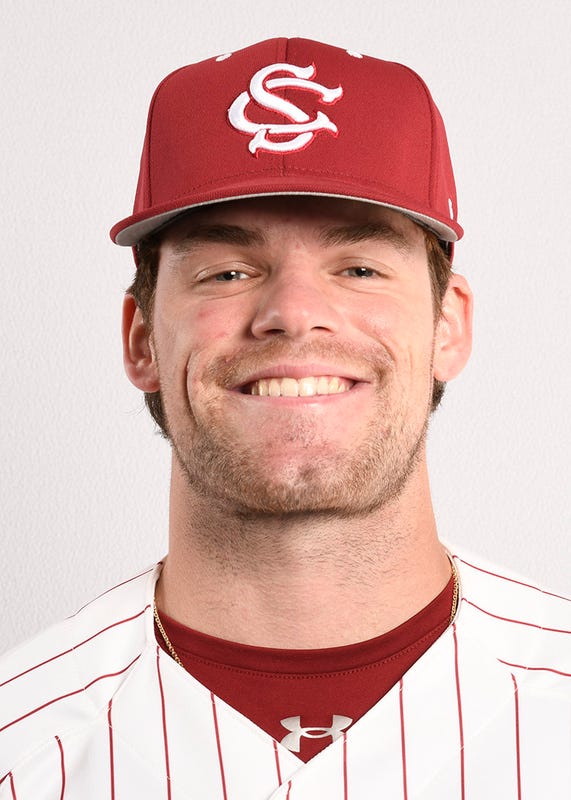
[1,37,570,799]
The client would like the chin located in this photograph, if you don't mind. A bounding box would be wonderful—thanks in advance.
[175,441,424,520]
[168,389,430,519]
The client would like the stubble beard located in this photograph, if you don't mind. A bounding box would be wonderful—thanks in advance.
[171,410,428,520]
[165,348,432,520]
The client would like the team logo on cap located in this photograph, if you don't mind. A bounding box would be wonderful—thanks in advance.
[228,62,343,156]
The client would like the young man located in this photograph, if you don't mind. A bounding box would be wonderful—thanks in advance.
[1,38,569,799]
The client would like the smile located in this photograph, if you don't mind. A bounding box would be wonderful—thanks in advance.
[244,376,355,397]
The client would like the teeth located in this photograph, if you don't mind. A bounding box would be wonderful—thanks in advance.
[248,376,354,397]
[269,378,282,397]
[299,377,317,397]
[281,377,299,397]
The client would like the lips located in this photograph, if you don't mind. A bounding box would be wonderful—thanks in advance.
[244,376,355,397]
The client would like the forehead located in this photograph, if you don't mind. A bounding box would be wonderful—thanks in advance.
[158,196,426,253]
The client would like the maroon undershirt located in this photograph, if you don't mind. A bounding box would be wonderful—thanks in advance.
[155,576,453,762]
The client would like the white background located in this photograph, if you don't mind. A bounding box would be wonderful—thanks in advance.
[1,1,569,653]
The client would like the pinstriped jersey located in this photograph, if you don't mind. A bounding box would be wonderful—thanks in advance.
[1,548,570,799]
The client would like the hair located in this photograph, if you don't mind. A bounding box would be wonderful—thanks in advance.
[127,224,453,437]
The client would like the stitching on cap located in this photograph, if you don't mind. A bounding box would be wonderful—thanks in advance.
[397,64,435,206]
[161,165,429,210]
[145,65,191,208]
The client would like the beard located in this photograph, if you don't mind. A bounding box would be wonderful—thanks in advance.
[162,339,433,519]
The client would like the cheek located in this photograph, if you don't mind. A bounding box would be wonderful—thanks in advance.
[184,304,243,402]
[194,303,237,342]
[356,295,434,360]
[155,301,229,371]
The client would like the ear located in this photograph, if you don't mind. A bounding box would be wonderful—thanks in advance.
[433,274,473,382]
[122,294,160,392]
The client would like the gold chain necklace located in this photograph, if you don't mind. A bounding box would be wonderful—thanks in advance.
[153,600,184,668]
[448,555,460,624]
[153,557,460,666]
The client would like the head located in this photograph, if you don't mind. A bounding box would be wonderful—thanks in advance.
[127,216,455,437]
[114,38,472,517]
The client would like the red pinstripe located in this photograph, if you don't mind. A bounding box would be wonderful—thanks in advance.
[511,674,522,799]
[0,607,149,689]
[452,557,571,602]
[464,599,571,634]
[55,736,65,800]
[343,731,348,800]
[9,773,17,799]
[156,647,172,800]
[210,692,228,800]
[498,659,571,677]
[0,655,140,733]
[399,679,408,800]
[73,567,156,615]
[452,625,465,800]
[285,780,292,799]
[107,699,115,800]
[273,739,282,784]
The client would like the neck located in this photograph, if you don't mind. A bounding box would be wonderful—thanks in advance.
[155,454,451,649]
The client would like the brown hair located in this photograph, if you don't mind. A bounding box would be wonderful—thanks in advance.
[127,227,452,436]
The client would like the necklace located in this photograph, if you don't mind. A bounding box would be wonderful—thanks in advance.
[153,558,460,666]
[153,600,184,668]
[448,555,460,624]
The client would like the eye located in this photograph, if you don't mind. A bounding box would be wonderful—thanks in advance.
[214,269,250,282]
[342,266,379,278]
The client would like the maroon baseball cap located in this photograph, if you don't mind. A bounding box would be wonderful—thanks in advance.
[110,37,462,251]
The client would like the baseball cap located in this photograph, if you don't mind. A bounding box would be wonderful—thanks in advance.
[110,37,462,252]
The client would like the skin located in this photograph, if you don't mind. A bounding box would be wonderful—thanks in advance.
[123,196,473,648]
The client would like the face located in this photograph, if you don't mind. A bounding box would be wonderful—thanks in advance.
[144,197,450,517]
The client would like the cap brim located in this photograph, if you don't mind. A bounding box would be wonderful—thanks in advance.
[111,190,462,247]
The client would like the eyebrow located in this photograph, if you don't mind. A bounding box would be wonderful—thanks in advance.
[169,219,412,257]
[171,224,265,256]
[319,222,413,255]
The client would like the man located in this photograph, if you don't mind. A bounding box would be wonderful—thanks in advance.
[1,37,569,799]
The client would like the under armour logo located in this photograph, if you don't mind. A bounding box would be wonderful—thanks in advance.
[280,715,353,753]
[228,62,343,156]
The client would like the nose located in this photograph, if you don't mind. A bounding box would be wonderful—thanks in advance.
[250,267,343,340]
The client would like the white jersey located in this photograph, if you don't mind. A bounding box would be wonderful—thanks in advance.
[1,548,570,799]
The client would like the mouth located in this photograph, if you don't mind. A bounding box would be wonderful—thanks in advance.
[241,376,356,397]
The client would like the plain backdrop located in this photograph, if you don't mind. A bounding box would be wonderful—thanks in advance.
[1,1,569,654]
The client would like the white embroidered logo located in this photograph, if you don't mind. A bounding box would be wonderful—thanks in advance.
[228,62,343,156]
[279,715,353,752]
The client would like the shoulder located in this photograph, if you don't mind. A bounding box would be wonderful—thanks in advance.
[0,565,159,782]
[450,544,571,695]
